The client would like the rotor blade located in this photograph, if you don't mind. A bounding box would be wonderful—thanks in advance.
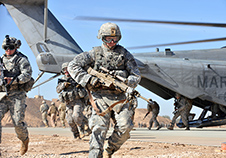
[76,16,226,28]
[127,37,226,49]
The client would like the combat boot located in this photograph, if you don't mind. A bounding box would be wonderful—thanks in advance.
[78,125,86,139]
[73,132,80,140]
[156,125,162,130]
[167,123,174,130]
[44,123,49,128]
[80,132,85,139]
[84,124,92,136]
[185,127,190,130]
[103,150,112,158]
[20,137,29,155]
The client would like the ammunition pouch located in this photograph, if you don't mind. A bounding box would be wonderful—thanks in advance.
[78,88,87,98]
[59,87,87,102]
[19,77,35,92]
[9,84,19,91]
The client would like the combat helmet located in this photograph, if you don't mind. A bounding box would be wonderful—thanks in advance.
[42,100,46,104]
[2,35,21,50]
[97,22,121,43]
[51,102,55,105]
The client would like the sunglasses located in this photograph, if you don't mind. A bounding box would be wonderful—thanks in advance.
[103,36,119,43]
[3,45,15,50]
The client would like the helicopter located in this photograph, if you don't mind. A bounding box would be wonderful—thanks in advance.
[1,0,226,128]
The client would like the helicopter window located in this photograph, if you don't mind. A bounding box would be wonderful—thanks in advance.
[164,48,175,56]
[36,43,50,53]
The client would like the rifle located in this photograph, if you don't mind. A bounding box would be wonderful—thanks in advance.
[87,67,154,115]
[58,77,76,85]
[143,112,150,120]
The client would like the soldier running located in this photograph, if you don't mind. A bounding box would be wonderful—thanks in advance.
[39,100,49,127]
[58,102,66,128]
[48,102,59,127]
[145,99,162,130]
[168,93,193,130]
[68,22,141,158]
[0,35,33,155]
[56,62,91,139]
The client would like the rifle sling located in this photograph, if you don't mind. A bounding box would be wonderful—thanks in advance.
[87,88,128,116]
[99,99,128,116]
[87,88,100,114]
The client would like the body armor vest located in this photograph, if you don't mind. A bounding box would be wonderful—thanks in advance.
[93,46,126,71]
[1,52,33,92]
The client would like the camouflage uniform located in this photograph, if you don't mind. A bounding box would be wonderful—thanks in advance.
[40,100,49,127]
[56,68,91,139]
[68,22,141,158]
[58,102,66,127]
[168,95,192,130]
[128,94,138,122]
[0,35,32,155]
[47,102,58,127]
[147,100,161,130]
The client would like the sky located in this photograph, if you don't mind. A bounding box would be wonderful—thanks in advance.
[1,0,226,119]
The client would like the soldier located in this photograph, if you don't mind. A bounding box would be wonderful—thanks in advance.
[56,62,91,139]
[39,100,49,127]
[58,102,66,128]
[167,93,193,130]
[0,35,32,155]
[47,102,59,127]
[68,22,141,158]
[146,99,162,130]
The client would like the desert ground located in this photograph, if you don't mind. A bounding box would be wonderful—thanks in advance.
[1,97,226,157]
[1,131,226,158]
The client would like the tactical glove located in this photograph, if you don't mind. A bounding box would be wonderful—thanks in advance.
[64,82,70,88]
[88,76,101,89]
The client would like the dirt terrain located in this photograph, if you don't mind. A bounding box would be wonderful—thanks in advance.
[2,97,226,157]
[1,132,226,158]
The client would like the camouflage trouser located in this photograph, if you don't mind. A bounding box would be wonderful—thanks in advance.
[171,103,192,128]
[149,111,160,128]
[88,97,133,158]
[41,111,48,126]
[0,91,28,143]
[59,112,66,127]
[66,99,87,136]
[50,113,57,127]
[171,111,189,127]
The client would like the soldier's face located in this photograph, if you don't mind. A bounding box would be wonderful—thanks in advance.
[5,48,16,56]
[104,36,117,49]
[176,96,180,99]
[64,69,70,77]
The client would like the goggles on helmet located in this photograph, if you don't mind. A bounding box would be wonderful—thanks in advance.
[3,45,15,51]
[103,36,119,43]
